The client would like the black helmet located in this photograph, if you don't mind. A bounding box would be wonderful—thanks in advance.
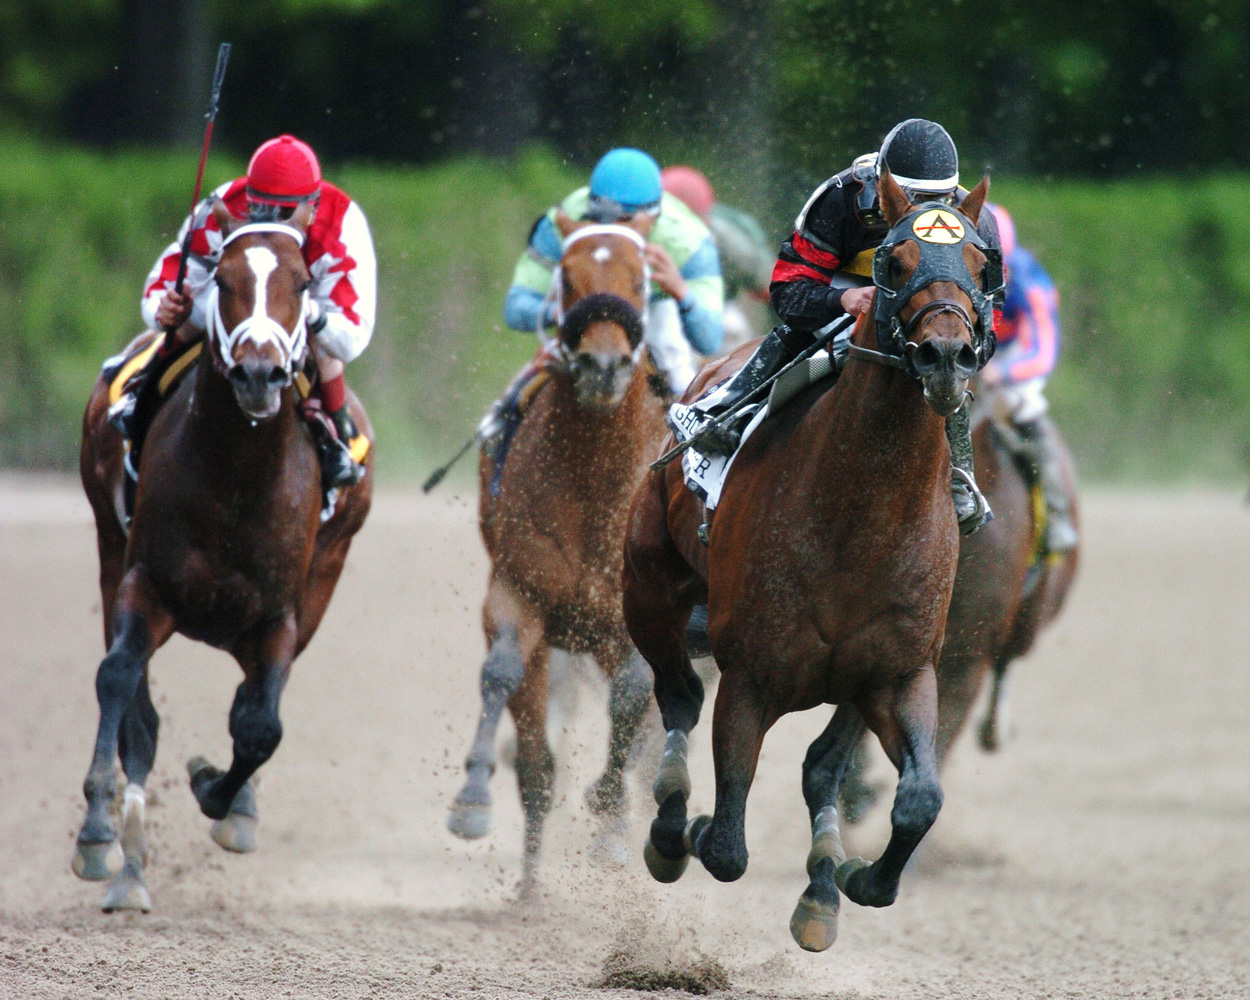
[879,119,959,197]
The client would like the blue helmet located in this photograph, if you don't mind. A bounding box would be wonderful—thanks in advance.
[587,148,663,221]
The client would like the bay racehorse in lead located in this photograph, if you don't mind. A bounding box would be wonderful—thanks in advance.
[623,170,1000,951]
[73,201,373,911]
[447,211,666,894]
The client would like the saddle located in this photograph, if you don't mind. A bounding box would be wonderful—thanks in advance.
[669,333,850,511]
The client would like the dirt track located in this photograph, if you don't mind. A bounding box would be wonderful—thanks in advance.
[1,475,1247,999]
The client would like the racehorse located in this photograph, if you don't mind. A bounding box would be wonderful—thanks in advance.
[446,211,667,894]
[623,171,997,951]
[73,201,373,912]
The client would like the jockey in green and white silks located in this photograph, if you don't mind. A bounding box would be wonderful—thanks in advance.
[504,148,724,394]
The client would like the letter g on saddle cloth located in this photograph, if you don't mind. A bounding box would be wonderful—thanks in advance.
[668,202,1002,513]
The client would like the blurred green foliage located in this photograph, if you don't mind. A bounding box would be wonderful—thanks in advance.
[1,138,1248,482]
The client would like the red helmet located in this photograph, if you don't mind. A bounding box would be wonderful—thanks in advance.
[246,135,322,205]
[661,165,715,220]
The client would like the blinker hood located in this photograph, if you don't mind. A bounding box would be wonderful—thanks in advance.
[871,202,1003,365]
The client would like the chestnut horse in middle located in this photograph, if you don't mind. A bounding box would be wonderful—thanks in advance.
[623,172,1000,951]
[448,212,667,892]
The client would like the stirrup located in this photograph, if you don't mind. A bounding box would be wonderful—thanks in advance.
[319,436,365,491]
[951,467,993,536]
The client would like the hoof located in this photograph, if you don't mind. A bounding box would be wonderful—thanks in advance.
[790,894,839,952]
[72,839,123,881]
[210,812,259,853]
[102,872,151,913]
[643,840,689,883]
[447,801,493,840]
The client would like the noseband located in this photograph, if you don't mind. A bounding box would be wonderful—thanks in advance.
[541,224,651,371]
[207,222,310,378]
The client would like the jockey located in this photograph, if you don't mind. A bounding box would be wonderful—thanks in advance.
[504,147,724,394]
[661,165,775,354]
[983,203,1078,552]
[125,134,376,490]
[696,119,1002,534]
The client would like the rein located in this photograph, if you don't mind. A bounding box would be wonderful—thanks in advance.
[208,223,310,378]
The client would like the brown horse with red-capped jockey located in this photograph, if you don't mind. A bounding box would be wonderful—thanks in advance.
[446,211,668,895]
[623,169,1003,951]
[72,200,373,912]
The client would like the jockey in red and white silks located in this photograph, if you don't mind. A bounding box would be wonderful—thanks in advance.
[139,134,376,488]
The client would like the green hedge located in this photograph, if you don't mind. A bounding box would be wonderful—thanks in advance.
[1,139,1247,482]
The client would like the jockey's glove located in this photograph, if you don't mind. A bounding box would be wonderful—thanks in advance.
[307,299,328,335]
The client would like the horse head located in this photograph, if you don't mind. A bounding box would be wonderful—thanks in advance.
[550,209,653,411]
[206,199,314,421]
[872,169,1002,416]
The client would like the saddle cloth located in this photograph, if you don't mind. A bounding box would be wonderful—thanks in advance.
[669,343,842,511]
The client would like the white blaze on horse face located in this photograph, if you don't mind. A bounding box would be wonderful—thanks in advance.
[593,245,612,264]
[242,246,280,349]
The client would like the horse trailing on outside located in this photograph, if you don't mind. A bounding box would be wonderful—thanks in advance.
[623,171,1002,951]
[447,212,667,894]
[73,201,373,912]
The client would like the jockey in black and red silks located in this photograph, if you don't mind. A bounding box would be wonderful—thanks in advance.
[133,135,376,489]
[700,119,1004,534]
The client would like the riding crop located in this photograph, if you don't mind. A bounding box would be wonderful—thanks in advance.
[649,313,856,471]
[166,41,231,334]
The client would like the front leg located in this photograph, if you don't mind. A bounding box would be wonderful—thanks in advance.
[74,572,173,885]
[188,614,297,851]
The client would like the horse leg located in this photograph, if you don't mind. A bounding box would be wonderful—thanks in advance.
[73,573,172,892]
[837,664,944,908]
[689,668,769,884]
[978,654,1014,752]
[837,736,880,824]
[99,671,161,912]
[448,579,543,841]
[188,615,297,853]
[585,642,654,865]
[790,704,867,951]
[507,627,553,898]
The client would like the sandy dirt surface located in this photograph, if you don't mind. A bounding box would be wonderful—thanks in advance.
[1,473,1247,999]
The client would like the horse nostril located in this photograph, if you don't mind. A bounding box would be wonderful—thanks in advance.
[957,344,978,372]
[267,367,291,387]
[914,341,943,372]
[228,365,249,388]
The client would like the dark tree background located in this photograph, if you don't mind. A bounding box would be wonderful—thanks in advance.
[3,0,1247,187]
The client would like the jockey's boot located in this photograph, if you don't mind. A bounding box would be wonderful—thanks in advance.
[1015,417,1078,553]
[317,405,366,491]
[946,402,993,535]
[694,325,803,456]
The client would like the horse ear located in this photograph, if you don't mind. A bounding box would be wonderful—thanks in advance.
[212,198,239,236]
[959,174,990,227]
[288,199,316,234]
[554,208,581,238]
[625,211,656,240]
[878,167,913,228]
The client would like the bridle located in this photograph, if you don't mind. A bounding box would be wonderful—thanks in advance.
[849,202,1003,378]
[540,224,651,370]
[206,222,311,380]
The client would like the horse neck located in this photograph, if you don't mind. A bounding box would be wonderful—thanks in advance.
[813,316,950,492]
[183,350,304,482]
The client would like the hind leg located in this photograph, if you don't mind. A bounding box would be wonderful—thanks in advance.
[101,672,160,912]
[790,704,867,951]
[585,642,654,865]
[838,664,944,908]
[189,615,297,852]
[74,573,172,893]
[978,655,1014,752]
[688,668,770,883]
[449,579,546,842]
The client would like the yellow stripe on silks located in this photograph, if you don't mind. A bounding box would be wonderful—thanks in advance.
[294,372,312,400]
[349,434,371,463]
[840,248,876,277]
[517,370,551,410]
[108,338,165,405]
[1031,481,1048,559]
[156,342,203,395]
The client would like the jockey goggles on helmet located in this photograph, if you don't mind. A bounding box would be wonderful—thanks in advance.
[852,150,957,233]
[586,147,663,223]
